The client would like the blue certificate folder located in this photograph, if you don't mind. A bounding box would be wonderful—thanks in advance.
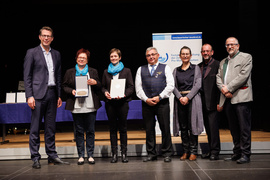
[75,75,89,97]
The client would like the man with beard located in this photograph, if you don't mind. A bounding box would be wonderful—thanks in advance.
[198,44,221,160]
[216,37,253,164]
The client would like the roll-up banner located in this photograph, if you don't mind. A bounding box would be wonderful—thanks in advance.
[152,32,202,135]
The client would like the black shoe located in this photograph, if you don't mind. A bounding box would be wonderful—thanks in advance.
[210,154,219,161]
[121,154,129,163]
[237,155,250,164]
[32,160,41,169]
[201,153,211,159]
[77,157,84,165]
[48,157,70,165]
[224,154,241,161]
[143,156,157,162]
[111,154,118,163]
[88,157,95,164]
[164,156,171,162]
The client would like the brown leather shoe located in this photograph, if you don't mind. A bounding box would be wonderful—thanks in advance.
[189,154,197,161]
[180,153,189,161]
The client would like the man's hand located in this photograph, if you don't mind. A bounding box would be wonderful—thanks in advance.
[217,104,223,112]
[225,92,233,98]
[221,85,229,95]
[27,97,35,110]
[146,96,160,106]
[57,97,62,108]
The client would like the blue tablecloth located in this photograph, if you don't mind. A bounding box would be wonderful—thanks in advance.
[0,100,143,124]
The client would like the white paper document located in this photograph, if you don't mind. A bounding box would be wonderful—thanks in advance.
[6,93,16,103]
[16,92,26,103]
[110,79,126,98]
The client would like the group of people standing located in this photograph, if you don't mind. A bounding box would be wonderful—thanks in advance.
[24,26,253,169]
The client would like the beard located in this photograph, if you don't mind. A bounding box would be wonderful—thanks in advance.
[228,48,238,57]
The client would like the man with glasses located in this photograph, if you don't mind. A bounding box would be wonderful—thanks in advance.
[216,37,253,164]
[198,44,221,160]
[24,26,69,169]
[135,47,174,162]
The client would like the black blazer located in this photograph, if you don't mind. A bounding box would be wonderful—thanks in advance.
[62,67,102,111]
[198,59,220,111]
[102,67,134,102]
[24,45,61,99]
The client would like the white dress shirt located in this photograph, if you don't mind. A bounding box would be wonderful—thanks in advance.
[40,44,56,86]
[135,62,174,102]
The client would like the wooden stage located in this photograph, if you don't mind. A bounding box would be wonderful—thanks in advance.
[1,129,270,148]
[0,130,270,160]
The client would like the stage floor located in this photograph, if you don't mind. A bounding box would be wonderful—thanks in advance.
[1,155,270,180]
[1,129,270,148]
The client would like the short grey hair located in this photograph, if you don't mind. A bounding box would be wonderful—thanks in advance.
[225,37,239,45]
[145,47,158,55]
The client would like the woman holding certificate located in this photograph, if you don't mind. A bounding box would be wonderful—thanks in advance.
[102,48,134,163]
[62,48,101,165]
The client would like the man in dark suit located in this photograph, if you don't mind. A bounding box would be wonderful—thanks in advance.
[198,44,220,160]
[24,26,69,169]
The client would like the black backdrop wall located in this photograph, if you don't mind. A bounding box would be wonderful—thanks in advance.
[1,0,269,130]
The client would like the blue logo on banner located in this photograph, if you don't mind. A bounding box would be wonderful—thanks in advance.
[159,53,169,63]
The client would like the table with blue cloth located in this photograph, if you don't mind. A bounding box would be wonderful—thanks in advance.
[0,100,143,144]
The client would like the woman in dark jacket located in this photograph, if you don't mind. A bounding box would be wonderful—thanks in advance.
[62,48,101,165]
[102,48,134,163]
[173,46,203,161]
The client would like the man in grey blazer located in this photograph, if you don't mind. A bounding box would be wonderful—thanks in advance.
[24,26,69,169]
[216,37,253,164]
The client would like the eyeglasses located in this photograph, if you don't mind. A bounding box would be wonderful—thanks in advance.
[201,50,212,53]
[40,35,53,38]
[78,57,87,60]
[146,53,157,58]
[225,44,238,48]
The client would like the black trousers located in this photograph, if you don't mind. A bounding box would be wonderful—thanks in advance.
[105,100,129,154]
[142,99,173,157]
[29,88,58,161]
[202,106,221,156]
[177,100,198,155]
[72,112,96,158]
[224,99,252,157]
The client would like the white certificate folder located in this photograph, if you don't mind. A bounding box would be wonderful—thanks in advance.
[110,79,126,98]
[75,75,89,97]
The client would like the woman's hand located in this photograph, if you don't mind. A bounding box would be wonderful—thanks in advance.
[72,90,76,96]
[179,97,189,105]
[105,91,112,100]
[87,78,97,85]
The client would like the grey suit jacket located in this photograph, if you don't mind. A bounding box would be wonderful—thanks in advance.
[24,45,61,99]
[216,52,253,106]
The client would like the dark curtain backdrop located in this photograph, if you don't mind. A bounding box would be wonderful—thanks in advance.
[1,0,268,130]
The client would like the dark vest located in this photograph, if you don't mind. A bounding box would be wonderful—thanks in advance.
[141,63,166,98]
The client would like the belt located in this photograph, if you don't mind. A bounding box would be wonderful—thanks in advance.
[47,86,56,89]
[180,90,191,95]
[239,86,248,90]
